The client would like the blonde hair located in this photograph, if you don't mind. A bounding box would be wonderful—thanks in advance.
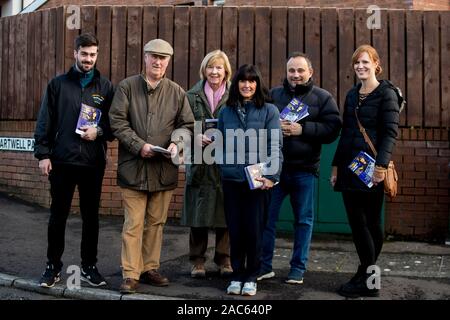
[199,50,232,82]
[352,44,383,76]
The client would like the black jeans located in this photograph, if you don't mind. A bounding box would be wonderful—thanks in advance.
[47,164,105,270]
[342,190,384,270]
[222,180,271,283]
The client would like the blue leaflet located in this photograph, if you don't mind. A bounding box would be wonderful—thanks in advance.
[279,97,309,123]
[244,163,266,190]
[75,103,102,135]
[348,151,375,188]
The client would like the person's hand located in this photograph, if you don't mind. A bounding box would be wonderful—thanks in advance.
[289,122,302,136]
[166,142,179,159]
[372,166,386,186]
[39,159,52,176]
[281,120,302,137]
[255,177,275,190]
[140,143,156,158]
[195,134,212,147]
[281,120,291,136]
[330,166,338,187]
[79,126,98,141]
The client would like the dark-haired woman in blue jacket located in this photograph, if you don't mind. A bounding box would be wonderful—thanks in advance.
[218,64,283,296]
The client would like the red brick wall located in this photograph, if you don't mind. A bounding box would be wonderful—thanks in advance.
[37,0,450,11]
[0,120,185,218]
[413,0,450,9]
[0,121,49,207]
[39,0,204,9]
[225,0,411,9]
[386,128,449,241]
[225,0,449,10]
[1,121,448,239]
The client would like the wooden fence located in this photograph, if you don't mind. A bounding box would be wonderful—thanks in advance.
[0,6,449,129]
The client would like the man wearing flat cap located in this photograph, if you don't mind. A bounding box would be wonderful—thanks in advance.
[109,39,194,294]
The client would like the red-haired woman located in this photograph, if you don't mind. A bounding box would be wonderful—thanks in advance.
[331,45,400,298]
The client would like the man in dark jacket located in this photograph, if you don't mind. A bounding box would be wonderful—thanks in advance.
[34,33,114,288]
[258,52,341,284]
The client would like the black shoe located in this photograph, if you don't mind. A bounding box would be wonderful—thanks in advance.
[349,265,366,284]
[337,276,380,298]
[81,265,107,287]
[39,264,61,288]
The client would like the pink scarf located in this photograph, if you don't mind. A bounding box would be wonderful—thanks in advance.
[204,81,226,115]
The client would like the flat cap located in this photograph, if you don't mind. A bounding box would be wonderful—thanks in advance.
[143,39,173,57]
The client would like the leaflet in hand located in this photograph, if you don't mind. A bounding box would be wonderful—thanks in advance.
[204,118,219,141]
[348,151,375,188]
[244,163,268,190]
[279,97,309,123]
[75,103,102,135]
[151,145,171,155]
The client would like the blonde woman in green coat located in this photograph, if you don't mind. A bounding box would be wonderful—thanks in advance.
[181,50,233,278]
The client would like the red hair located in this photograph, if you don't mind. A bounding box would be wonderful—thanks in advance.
[352,45,383,76]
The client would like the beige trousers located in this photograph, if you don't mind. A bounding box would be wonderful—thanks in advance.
[121,187,173,280]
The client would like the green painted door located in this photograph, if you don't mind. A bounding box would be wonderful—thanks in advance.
[314,141,351,233]
[276,140,351,234]
[277,139,386,234]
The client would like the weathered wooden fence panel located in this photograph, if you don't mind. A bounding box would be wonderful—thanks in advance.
[0,6,447,130]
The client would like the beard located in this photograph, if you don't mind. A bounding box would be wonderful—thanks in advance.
[76,59,94,73]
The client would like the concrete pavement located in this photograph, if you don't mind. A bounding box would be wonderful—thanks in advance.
[1,192,450,300]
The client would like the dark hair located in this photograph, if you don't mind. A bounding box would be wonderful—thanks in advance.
[287,51,313,70]
[226,64,270,108]
[74,33,99,51]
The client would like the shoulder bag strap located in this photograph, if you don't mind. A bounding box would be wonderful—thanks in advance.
[354,108,378,157]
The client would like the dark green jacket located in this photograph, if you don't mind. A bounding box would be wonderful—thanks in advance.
[109,75,194,192]
[181,80,229,227]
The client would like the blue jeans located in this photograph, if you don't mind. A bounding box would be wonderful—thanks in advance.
[260,170,315,278]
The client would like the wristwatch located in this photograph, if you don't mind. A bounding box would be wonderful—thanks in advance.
[96,126,104,137]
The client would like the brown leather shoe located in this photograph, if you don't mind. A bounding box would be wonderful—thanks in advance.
[219,263,233,277]
[140,270,169,287]
[219,257,233,277]
[191,263,206,278]
[120,278,139,294]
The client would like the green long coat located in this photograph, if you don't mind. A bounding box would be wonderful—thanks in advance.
[180,80,229,228]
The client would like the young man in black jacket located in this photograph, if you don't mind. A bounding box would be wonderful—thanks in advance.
[34,33,114,288]
[258,52,341,284]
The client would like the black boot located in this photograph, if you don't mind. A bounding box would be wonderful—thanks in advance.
[349,265,366,284]
[337,269,380,298]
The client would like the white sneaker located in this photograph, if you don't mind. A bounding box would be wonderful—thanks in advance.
[285,277,304,284]
[257,271,275,281]
[226,281,242,295]
[241,282,257,296]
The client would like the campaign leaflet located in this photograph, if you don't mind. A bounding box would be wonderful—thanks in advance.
[151,146,172,155]
[348,151,375,188]
[244,163,267,190]
[75,103,102,135]
[279,97,309,123]
[204,118,219,141]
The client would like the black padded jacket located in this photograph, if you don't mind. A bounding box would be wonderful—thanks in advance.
[270,79,341,174]
[34,66,114,167]
[332,80,400,192]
